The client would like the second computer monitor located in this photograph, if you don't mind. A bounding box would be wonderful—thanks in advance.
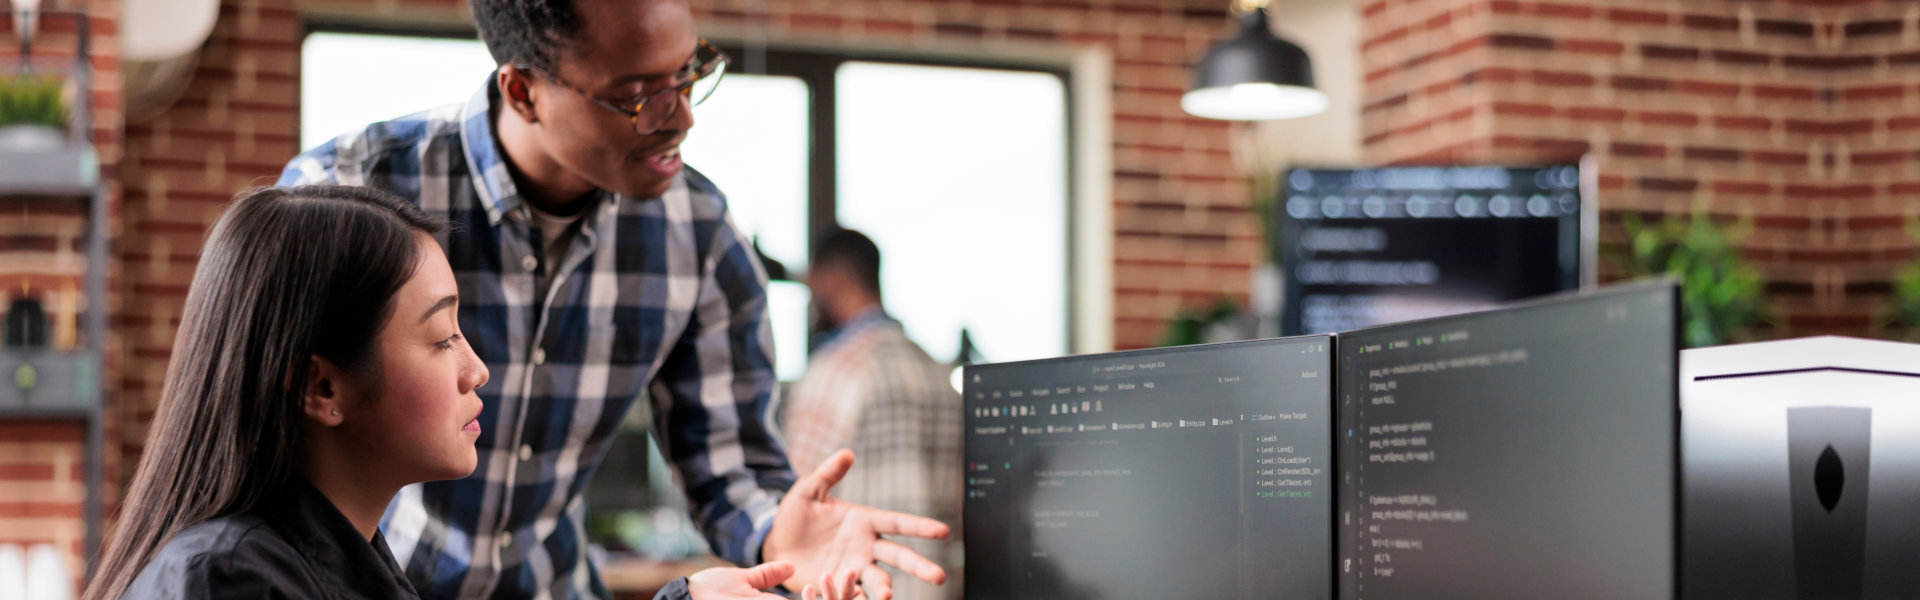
[1335,281,1679,599]
[963,337,1334,600]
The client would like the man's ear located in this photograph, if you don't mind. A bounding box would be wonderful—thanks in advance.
[303,356,351,427]
[497,65,541,124]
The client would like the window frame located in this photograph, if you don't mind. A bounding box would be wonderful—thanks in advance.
[296,23,1083,360]
[716,41,1079,360]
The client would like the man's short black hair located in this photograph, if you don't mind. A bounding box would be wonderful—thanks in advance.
[470,0,583,73]
[814,228,883,299]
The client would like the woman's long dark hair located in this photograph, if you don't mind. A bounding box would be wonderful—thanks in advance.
[84,186,445,600]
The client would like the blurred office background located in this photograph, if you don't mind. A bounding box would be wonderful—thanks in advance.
[3,0,1919,595]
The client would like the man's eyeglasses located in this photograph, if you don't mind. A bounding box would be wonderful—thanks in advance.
[536,39,728,135]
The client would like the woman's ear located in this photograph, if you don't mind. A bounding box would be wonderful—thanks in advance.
[497,66,541,124]
[303,356,351,427]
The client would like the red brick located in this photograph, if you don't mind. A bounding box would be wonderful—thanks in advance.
[1844,85,1907,101]
[0,502,82,519]
[1715,115,1773,131]
[1758,150,1812,165]
[1754,85,1818,102]
[1682,14,1740,32]
[1609,8,1670,26]
[1363,26,1410,52]
[1465,67,1523,85]
[0,464,58,481]
[1532,70,1595,87]
[1756,19,1816,38]
[1638,111,1699,127]
[1611,75,1670,92]
[1536,3,1594,19]
[1567,106,1626,123]
[1678,80,1741,98]
[789,13,844,31]
[1561,39,1625,55]
[1490,101,1555,118]
[0,424,83,443]
[1785,119,1873,135]
[1684,146,1742,162]
[1783,55,1874,70]
[1712,49,1773,67]
[1488,34,1555,51]
[1713,181,1774,196]
[1641,177,1700,193]
[1844,19,1904,38]
[1851,151,1907,166]
[864,18,913,37]
[1612,142,1667,158]
[1641,44,1701,61]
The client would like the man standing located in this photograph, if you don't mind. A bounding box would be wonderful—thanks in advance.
[279,0,946,597]
[780,230,965,600]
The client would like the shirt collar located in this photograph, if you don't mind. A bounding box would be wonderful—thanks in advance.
[460,72,525,225]
[811,307,894,354]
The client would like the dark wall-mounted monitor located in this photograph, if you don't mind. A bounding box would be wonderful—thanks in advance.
[1276,164,1595,335]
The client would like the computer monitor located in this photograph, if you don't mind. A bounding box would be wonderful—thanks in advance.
[1276,164,1595,335]
[1335,280,1678,599]
[1681,336,1920,599]
[963,337,1334,600]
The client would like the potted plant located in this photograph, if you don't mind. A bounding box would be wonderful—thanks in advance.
[0,75,71,150]
[1876,217,1920,341]
[1615,201,1772,347]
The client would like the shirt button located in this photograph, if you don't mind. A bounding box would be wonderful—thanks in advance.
[531,348,546,365]
[519,444,533,460]
[499,532,513,548]
[521,255,538,272]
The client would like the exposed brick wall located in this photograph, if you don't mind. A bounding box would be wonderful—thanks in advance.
[1360,0,1920,338]
[0,1,124,593]
[119,0,302,465]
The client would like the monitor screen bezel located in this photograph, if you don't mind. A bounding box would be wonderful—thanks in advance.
[1328,278,1682,599]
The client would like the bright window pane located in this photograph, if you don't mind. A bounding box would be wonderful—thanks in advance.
[683,74,811,271]
[300,33,497,150]
[766,281,811,382]
[834,62,1069,363]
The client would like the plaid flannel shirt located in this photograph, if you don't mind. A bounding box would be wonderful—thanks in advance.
[778,312,964,600]
[278,76,795,599]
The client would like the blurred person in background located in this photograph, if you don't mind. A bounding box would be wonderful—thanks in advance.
[278,0,948,597]
[780,229,965,600]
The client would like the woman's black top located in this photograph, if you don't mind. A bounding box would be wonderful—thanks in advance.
[120,475,706,599]
[122,476,419,599]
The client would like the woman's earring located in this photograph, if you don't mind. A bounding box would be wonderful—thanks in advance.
[330,409,339,417]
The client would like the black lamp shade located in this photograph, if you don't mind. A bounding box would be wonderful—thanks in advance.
[1183,8,1328,121]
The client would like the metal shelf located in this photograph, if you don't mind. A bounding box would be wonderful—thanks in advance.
[2,10,109,580]
[0,405,93,420]
[0,350,100,408]
[0,134,98,197]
